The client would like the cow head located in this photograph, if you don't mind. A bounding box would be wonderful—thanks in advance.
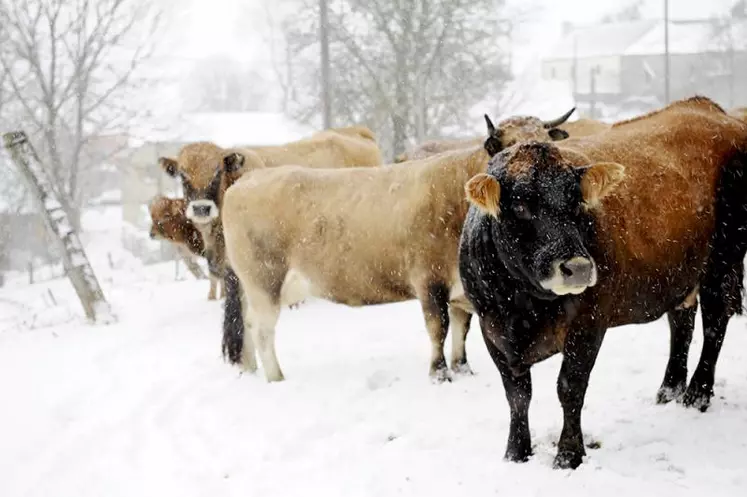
[465,141,625,298]
[159,142,262,226]
[148,195,205,255]
[148,195,187,240]
[483,108,575,157]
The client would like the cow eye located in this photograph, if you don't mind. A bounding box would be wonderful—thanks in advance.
[513,202,532,220]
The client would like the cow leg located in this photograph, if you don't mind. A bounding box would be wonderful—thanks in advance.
[656,306,696,404]
[208,276,217,300]
[417,282,451,383]
[218,277,225,299]
[481,321,533,462]
[449,306,473,375]
[554,327,606,470]
[682,288,730,411]
[239,289,258,372]
[243,286,284,382]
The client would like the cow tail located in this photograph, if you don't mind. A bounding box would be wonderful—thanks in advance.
[222,266,244,363]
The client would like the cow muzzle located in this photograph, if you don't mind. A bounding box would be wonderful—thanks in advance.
[539,256,597,296]
[186,200,219,224]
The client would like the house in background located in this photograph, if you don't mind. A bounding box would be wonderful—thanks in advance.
[541,14,747,119]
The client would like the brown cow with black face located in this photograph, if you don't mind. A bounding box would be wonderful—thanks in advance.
[459,95,747,469]
[158,126,383,286]
[394,108,582,162]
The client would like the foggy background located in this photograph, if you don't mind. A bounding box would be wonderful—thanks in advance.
[1,0,745,284]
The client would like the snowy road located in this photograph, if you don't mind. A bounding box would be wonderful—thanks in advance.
[2,271,747,496]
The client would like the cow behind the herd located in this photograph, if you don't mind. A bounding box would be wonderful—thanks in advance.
[148,195,226,300]
[219,108,596,384]
[459,96,747,469]
[393,110,609,163]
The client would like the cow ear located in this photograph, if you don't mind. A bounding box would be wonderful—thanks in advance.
[465,173,500,217]
[579,162,625,207]
[223,152,245,174]
[548,128,569,141]
[159,157,179,177]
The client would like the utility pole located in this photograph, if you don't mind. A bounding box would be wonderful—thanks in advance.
[664,0,670,104]
[319,0,332,128]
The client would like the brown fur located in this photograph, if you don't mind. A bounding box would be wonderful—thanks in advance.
[148,196,224,300]
[559,118,611,136]
[480,95,747,376]
[148,196,204,256]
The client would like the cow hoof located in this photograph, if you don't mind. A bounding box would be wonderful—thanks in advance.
[504,444,532,463]
[451,361,475,376]
[208,295,217,301]
[553,450,584,470]
[430,367,452,384]
[681,382,713,412]
[656,382,685,404]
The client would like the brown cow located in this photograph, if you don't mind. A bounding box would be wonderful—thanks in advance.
[158,126,383,287]
[148,196,224,300]
[459,96,747,469]
[219,114,576,383]
[393,108,585,163]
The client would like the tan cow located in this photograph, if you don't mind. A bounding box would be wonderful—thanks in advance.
[393,108,583,162]
[158,126,383,287]
[219,114,574,383]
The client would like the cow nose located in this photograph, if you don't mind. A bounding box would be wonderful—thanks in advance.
[559,257,594,283]
[192,204,211,217]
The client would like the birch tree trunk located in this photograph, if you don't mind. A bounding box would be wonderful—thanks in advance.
[3,131,115,324]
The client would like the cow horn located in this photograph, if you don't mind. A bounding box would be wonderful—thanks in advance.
[484,114,496,135]
[543,107,576,129]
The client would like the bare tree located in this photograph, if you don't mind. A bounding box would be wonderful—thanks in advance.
[0,0,161,230]
[4,131,113,322]
[274,0,512,160]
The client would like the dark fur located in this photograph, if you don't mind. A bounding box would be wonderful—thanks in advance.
[222,267,244,364]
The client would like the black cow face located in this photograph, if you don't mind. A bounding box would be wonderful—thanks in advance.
[466,142,625,298]
[159,157,223,226]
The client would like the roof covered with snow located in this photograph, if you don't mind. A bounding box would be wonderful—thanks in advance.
[546,20,659,60]
[625,19,747,56]
[547,18,747,61]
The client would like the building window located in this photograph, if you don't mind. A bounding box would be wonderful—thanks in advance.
[551,67,557,79]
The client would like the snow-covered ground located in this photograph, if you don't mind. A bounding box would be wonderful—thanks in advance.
[2,206,747,497]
